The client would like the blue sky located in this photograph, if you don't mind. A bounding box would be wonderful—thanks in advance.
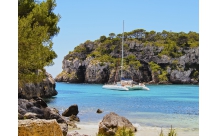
[45,0,199,78]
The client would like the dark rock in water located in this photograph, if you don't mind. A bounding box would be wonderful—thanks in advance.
[96,109,103,113]
[98,112,136,136]
[18,72,58,99]
[62,105,79,117]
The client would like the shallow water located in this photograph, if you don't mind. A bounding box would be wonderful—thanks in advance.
[45,82,199,129]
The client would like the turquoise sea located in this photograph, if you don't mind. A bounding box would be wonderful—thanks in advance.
[45,82,199,130]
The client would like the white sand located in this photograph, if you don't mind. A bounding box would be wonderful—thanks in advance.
[68,122,199,136]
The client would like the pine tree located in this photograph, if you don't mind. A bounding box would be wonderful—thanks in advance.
[18,0,60,87]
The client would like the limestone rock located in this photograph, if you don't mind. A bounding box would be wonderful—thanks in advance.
[55,40,199,84]
[18,98,69,135]
[18,119,63,136]
[67,121,77,129]
[85,62,109,83]
[18,72,57,99]
[69,114,80,122]
[67,131,90,136]
[98,112,136,136]
[170,69,192,84]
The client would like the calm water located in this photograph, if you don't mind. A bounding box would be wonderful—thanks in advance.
[45,82,199,129]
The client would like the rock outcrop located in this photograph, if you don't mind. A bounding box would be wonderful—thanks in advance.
[18,98,69,136]
[18,72,58,99]
[55,39,199,84]
[62,105,79,117]
[98,112,136,136]
[18,119,63,136]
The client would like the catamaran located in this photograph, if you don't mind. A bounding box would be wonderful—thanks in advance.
[102,21,150,91]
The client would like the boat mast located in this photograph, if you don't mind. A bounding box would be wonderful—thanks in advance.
[121,20,124,80]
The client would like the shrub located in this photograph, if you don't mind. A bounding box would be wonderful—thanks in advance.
[168,125,177,136]
[115,127,134,136]
[159,125,177,136]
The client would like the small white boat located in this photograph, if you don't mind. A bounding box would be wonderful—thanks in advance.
[102,79,149,91]
[102,84,129,91]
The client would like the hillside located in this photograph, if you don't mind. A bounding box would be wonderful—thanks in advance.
[55,30,199,84]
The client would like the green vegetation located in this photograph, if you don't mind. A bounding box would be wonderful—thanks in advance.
[123,54,142,70]
[158,41,183,58]
[148,61,161,73]
[73,45,86,53]
[66,27,198,83]
[159,128,164,136]
[72,29,198,60]
[167,125,177,136]
[97,126,134,136]
[18,0,60,87]
[115,127,134,136]
[149,61,168,82]
[159,126,177,136]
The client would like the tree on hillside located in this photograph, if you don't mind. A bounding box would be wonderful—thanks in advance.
[109,33,116,39]
[18,0,60,87]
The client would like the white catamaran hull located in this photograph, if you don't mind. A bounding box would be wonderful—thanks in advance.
[102,85,129,91]
[125,85,150,91]
[102,84,149,91]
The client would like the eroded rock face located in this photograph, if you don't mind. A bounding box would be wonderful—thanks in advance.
[98,112,136,136]
[18,119,63,136]
[18,72,57,99]
[170,69,192,84]
[55,40,199,84]
[85,62,109,83]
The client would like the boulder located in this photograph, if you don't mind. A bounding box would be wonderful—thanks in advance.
[18,72,58,99]
[62,105,79,117]
[23,112,38,119]
[59,123,68,136]
[67,131,90,136]
[69,114,80,122]
[98,112,136,136]
[18,98,69,135]
[67,121,77,129]
[96,109,103,114]
[18,119,63,136]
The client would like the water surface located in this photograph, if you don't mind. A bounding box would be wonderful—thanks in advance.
[45,82,199,129]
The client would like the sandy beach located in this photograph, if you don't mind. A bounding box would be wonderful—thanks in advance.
[68,122,199,136]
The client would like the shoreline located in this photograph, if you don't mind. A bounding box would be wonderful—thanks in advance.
[68,122,199,136]
[55,81,199,85]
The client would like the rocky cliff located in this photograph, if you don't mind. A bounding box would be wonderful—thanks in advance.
[19,72,58,99]
[55,32,199,84]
